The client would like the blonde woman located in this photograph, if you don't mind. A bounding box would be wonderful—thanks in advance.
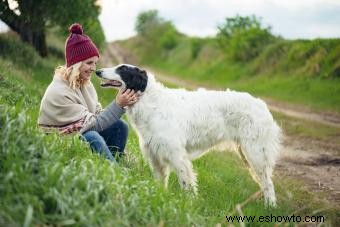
[38,23,138,162]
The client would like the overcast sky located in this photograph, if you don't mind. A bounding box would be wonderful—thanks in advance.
[1,0,340,41]
[98,0,340,41]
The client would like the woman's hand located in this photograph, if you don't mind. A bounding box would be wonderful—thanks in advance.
[116,89,139,108]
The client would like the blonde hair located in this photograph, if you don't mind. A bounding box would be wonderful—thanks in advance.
[55,61,89,89]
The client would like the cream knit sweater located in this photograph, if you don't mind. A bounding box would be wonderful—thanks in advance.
[38,74,124,134]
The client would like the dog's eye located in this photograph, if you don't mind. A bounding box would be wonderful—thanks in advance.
[136,67,146,75]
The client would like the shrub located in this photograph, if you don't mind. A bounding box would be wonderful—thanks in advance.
[217,15,276,61]
[190,38,205,59]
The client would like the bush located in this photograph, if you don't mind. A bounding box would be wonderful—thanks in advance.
[159,23,179,50]
[135,10,162,36]
[190,38,205,59]
[217,15,276,61]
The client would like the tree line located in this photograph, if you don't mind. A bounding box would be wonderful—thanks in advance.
[135,10,276,61]
[0,3,279,62]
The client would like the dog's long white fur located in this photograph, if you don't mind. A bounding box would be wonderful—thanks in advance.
[100,67,282,206]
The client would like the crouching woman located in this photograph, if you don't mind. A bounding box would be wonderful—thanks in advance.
[38,23,138,162]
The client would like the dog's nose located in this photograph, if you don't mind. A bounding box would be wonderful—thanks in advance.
[95,70,102,77]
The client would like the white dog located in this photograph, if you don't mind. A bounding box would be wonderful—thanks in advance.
[96,64,282,206]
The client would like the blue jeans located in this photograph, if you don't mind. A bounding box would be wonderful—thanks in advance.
[81,119,128,162]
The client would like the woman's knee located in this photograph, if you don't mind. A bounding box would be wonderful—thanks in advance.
[82,130,100,140]
[81,131,106,147]
[81,130,115,161]
[116,119,129,134]
[111,120,128,139]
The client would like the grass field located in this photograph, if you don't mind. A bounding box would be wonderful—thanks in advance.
[1,34,339,226]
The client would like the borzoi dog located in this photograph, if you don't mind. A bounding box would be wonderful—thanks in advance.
[96,64,282,206]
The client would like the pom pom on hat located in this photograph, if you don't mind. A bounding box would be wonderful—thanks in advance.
[65,23,99,67]
[69,23,83,35]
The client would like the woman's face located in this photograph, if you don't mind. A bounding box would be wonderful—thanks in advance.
[79,56,99,81]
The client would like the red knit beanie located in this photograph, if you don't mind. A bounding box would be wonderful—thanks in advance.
[65,23,100,67]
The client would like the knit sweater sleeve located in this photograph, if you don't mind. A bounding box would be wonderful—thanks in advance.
[95,102,103,114]
[80,101,125,134]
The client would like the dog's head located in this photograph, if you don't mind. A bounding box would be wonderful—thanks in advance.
[95,64,148,92]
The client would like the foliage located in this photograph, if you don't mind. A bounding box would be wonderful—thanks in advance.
[158,23,179,50]
[0,35,41,67]
[190,37,205,59]
[82,19,106,51]
[135,10,163,35]
[135,10,180,50]
[251,39,340,78]
[0,0,105,56]
[217,15,276,61]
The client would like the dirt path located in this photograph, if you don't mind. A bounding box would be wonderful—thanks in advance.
[100,43,340,208]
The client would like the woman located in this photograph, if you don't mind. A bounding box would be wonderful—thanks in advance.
[38,23,138,162]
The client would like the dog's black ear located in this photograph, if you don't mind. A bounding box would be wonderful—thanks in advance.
[119,65,148,92]
[132,70,148,92]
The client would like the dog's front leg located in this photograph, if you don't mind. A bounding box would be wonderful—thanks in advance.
[170,155,197,194]
[150,157,170,189]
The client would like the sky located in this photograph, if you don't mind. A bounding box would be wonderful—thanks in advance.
[1,0,340,41]
[98,0,340,41]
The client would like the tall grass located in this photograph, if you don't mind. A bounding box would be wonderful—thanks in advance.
[0,105,206,226]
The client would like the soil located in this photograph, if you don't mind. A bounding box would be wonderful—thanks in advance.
[100,43,340,209]
[277,136,340,208]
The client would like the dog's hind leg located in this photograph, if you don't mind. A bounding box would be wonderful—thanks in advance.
[238,120,281,207]
[240,143,279,207]
[240,148,275,206]
[239,137,276,207]
[168,153,197,194]
[261,166,276,207]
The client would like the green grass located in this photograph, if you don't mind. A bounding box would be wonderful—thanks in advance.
[1,34,339,226]
[0,106,205,226]
[2,102,338,226]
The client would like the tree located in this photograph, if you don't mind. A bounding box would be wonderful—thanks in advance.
[135,10,163,35]
[217,15,276,61]
[0,0,104,57]
[135,10,180,50]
